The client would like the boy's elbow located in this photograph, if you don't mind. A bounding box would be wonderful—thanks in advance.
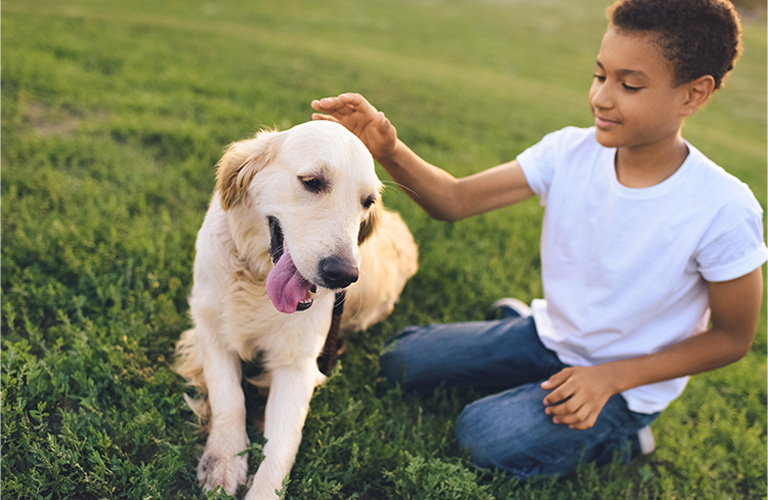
[421,192,467,222]
[732,336,754,361]
[433,187,473,222]
[723,327,756,364]
[428,209,462,223]
[427,204,470,222]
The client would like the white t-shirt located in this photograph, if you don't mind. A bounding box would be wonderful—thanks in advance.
[517,126,767,414]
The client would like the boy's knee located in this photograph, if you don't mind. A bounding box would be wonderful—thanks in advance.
[456,393,555,479]
[379,325,431,388]
[456,399,509,470]
[379,328,420,385]
[379,345,408,384]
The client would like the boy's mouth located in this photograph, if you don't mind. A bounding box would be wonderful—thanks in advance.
[593,113,619,129]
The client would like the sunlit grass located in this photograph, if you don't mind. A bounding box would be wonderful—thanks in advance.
[2,0,765,498]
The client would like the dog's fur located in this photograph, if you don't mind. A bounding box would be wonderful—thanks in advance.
[174,121,417,499]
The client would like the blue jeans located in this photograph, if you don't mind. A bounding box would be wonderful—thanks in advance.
[379,316,659,479]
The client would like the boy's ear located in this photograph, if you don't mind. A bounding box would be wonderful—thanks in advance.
[216,130,279,210]
[681,75,716,117]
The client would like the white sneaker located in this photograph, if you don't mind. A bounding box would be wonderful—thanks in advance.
[487,298,532,320]
[636,425,655,455]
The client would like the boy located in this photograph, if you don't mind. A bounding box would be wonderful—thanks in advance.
[311,0,766,479]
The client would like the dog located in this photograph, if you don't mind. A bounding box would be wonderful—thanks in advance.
[174,120,418,499]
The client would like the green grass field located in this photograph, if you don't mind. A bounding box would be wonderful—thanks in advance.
[2,0,766,498]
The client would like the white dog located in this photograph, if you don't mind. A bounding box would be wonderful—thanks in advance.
[174,120,418,499]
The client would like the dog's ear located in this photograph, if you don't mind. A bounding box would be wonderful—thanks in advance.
[358,204,381,245]
[215,130,278,210]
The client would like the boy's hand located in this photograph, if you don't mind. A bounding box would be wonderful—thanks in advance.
[311,93,398,161]
[541,366,618,430]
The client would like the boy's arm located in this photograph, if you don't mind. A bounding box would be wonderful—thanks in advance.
[311,93,535,221]
[542,266,763,430]
[379,142,534,221]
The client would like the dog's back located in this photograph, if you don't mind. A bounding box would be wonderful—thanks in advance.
[342,208,418,332]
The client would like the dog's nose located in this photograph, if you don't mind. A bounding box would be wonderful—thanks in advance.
[318,257,359,289]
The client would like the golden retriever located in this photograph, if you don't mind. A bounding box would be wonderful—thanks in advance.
[174,120,418,499]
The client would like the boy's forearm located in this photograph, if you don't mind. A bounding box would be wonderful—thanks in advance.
[377,141,536,222]
[541,326,753,430]
[604,268,762,396]
[602,325,754,395]
[376,140,465,222]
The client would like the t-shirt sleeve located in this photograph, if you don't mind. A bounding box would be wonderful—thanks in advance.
[516,128,565,206]
[517,126,591,207]
[696,212,768,282]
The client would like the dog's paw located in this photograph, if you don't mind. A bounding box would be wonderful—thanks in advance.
[243,480,284,500]
[197,440,249,495]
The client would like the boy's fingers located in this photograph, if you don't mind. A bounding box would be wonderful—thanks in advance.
[312,97,347,112]
[562,410,597,430]
[543,385,572,407]
[338,92,366,106]
[550,408,577,422]
[312,94,381,125]
[546,400,593,428]
[339,93,379,115]
[556,414,591,430]
[311,113,340,124]
[541,369,569,390]
[375,112,392,130]
[542,387,559,405]
[543,375,580,406]
[545,388,575,410]
[310,97,331,109]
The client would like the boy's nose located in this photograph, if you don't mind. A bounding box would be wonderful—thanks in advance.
[590,83,614,110]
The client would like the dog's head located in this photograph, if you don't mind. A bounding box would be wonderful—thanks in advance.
[215,120,382,314]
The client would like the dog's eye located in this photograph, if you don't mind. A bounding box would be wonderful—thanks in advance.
[363,196,375,209]
[300,176,324,193]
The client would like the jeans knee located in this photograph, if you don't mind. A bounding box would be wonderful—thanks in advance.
[379,347,407,384]
[456,401,498,470]
[379,326,428,387]
[456,394,549,479]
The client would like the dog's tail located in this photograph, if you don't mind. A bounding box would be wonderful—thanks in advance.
[174,328,211,424]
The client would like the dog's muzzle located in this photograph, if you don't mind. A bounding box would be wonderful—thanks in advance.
[268,216,316,312]
[318,256,359,289]
[268,216,285,264]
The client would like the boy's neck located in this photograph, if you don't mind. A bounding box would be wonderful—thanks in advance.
[614,134,689,189]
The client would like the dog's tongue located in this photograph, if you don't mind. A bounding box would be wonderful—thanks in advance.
[266,247,313,314]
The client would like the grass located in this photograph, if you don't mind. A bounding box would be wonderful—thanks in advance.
[2,0,765,498]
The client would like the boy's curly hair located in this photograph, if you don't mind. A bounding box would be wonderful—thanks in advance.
[608,0,742,90]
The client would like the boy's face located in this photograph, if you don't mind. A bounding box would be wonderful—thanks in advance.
[589,26,690,151]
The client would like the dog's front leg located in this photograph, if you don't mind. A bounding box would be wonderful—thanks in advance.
[197,336,250,495]
[245,362,325,500]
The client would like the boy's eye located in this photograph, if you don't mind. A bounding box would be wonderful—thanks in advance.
[622,83,643,92]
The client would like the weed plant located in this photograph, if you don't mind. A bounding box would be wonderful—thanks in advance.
[2,0,765,498]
